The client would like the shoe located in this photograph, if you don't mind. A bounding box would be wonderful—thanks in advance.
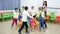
[19,32,22,34]
[18,31,22,34]
[43,30,45,32]
[26,31,29,34]
[39,30,42,32]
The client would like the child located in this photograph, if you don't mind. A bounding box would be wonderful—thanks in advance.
[31,6,36,18]
[18,6,25,21]
[18,13,22,22]
[17,17,22,29]
[18,6,33,34]
[43,1,47,28]
[12,8,19,28]
[36,7,41,21]
[29,18,37,31]
[38,7,45,32]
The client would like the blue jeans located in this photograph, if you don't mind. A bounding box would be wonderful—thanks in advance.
[39,18,44,30]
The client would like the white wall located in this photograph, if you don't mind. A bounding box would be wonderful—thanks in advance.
[46,0,60,16]
[20,0,60,16]
[20,0,38,12]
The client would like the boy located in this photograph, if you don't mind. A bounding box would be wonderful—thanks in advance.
[18,6,33,34]
[12,8,19,28]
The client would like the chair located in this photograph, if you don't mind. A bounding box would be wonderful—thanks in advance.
[9,12,13,19]
[50,12,55,22]
[54,16,60,24]
[1,12,9,21]
[0,14,1,19]
[45,15,50,21]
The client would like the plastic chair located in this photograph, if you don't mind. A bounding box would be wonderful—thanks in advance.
[8,11,13,19]
[0,14,1,18]
[45,15,50,21]
[55,16,60,24]
[1,13,9,21]
[50,12,55,22]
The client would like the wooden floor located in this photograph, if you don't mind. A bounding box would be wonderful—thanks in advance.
[0,20,60,34]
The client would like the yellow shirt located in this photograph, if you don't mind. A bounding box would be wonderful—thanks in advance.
[36,11,45,18]
[41,11,45,18]
[36,11,41,18]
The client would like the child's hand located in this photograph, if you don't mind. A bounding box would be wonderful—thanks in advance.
[20,18,22,21]
[43,17,45,19]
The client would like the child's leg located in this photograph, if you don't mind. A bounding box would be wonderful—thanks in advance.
[44,19,47,28]
[39,20,42,30]
[39,19,44,31]
[15,19,18,25]
[18,22,24,33]
[30,25,33,31]
[24,22,29,33]
[42,19,45,32]
[12,18,15,27]
[34,25,38,31]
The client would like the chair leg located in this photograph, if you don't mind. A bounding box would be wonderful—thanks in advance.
[54,20,56,24]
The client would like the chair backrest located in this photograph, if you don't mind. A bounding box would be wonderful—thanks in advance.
[50,12,55,18]
[56,16,60,19]
[50,12,56,21]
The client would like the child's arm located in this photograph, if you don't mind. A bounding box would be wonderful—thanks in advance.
[27,12,33,18]
[20,18,22,21]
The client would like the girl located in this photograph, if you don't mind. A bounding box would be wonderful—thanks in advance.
[29,17,38,31]
[38,7,45,32]
[43,1,47,28]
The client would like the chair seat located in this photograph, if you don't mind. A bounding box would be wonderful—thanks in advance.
[45,15,50,20]
[55,16,60,21]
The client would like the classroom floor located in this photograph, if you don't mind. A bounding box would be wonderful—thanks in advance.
[0,20,60,34]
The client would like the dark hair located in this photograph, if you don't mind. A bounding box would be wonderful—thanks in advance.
[41,7,44,9]
[19,9,20,11]
[43,1,47,7]
[38,7,41,10]
[15,8,18,10]
[25,6,28,10]
[32,6,34,8]
[22,6,25,8]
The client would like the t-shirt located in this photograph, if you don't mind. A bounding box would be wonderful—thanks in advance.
[36,11,41,18]
[13,11,19,19]
[41,11,45,18]
[18,16,22,21]
[22,10,33,22]
[31,9,36,17]
[36,11,45,19]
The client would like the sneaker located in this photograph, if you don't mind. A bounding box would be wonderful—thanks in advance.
[43,30,45,32]
[19,32,22,34]
[26,31,29,34]
[39,30,42,32]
